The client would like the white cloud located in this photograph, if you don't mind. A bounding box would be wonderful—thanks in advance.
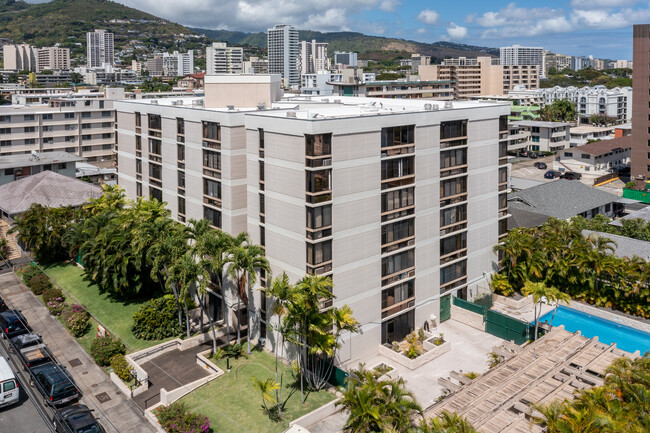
[474,3,561,27]
[416,27,427,34]
[570,0,640,9]
[417,9,439,26]
[446,23,467,39]
[379,0,401,12]
[571,7,650,29]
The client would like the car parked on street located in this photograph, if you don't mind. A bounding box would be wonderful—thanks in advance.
[560,172,582,180]
[53,404,104,433]
[0,296,7,312]
[0,310,29,339]
[10,333,53,369]
[0,356,19,408]
[534,162,547,170]
[30,362,80,407]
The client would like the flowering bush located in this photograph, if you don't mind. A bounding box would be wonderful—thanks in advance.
[42,287,65,304]
[155,402,210,433]
[110,354,134,383]
[46,297,67,316]
[28,274,52,295]
[62,304,90,337]
[91,334,126,367]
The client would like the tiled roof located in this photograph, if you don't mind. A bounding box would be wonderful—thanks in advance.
[568,136,632,156]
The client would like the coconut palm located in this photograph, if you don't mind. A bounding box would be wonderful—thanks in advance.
[166,251,209,338]
[226,234,270,353]
[428,411,478,433]
[250,377,280,415]
[522,281,558,340]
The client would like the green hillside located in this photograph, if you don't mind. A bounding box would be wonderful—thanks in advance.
[0,0,192,47]
[192,27,498,60]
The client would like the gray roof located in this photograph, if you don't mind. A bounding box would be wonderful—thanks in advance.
[0,170,101,216]
[508,179,620,221]
[510,120,571,128]
[610,205,650,226]
[583,230,650,260]
[0,152,85,170]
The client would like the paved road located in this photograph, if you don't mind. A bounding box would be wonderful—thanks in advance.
[0,338,54,433]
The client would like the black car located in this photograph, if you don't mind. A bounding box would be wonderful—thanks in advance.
[528,153,538,159]
[0,310,29,339]
[560,172,582,180]
[0,295,7,312]
[534,162,547,170]
[53,404,104,433]
[31,362,80,406]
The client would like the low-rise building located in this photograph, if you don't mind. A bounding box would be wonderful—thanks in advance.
[0,151,84,186]
[75,161,117,185]
[569,124,617,147]
[300,71,342,95]
[177,73,205,90]
[509,120,571,152]
[330,79,454,99]
[556,136,631,175]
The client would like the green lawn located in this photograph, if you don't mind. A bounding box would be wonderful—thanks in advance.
[43,263,171,352]
[178,350,337,433]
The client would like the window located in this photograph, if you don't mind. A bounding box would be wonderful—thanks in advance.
[564,152,573,157]
[605,203,611,212]
[136,159,142,174]
[82,123,92,129]
[440,120,467,139]
[259,128,264,148]
[99,101,105,109]
[203,179,221,199]
[5,168,14,175]
[102,133,112,139]
[148,114,162,130]
[81,112,91,118]
[382,188,414,213]
[65,136,75,142]
[25,138,35,145]
[260,226,265,247]
[381,125,414,147]
[0,140,10,147]
[136,182,142,197]
[82,135,91,141]
[441,204,467,227]
[307,205,332,229]
[136,135,141,151]
[149,163,162,180]
[102,111,112,118]
[204,206,221,228]
[381,310,414,344]
[499,115,508,132]
[440,148,467,169]
[178,171,185,188]
[581,153,591,160]
[441,260,467,285]
[259,194,265,214]
[24,114,34,121]
[306,170,332,193]
[305,133,332,156]
[178,144,185,161]
[102,122,112,128]
[531,126,540,133]
[441,232,467,256]
[259,161,264,181]
[532,136,540,143]
[177,118,185,135]
[382,249,415,277]
[382,218,414,245]
[0,116,9,122]
[149,138,161,155]
[381,156,414,180]
[82,146,91,152]
[150,187,163,202]
[499,167,508,184]
[135,112,141,127]
[3,380,16,392]
[42,114,52,120]
[440,177,467,198]
[381,280,415,318]
[65,124,76,131]
[178,197,186,215]
[202,121,220,141]
[203,150,220,170]
[23,127,34,133]
[306,240,332,265]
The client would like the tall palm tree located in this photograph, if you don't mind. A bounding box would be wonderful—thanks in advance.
[522,281,561,340]
[226,234,270,352]
[167,251,209,338]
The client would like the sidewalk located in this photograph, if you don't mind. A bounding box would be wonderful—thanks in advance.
[0,272,155,433]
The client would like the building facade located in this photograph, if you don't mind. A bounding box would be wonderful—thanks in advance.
[334,51,358,67]
[114,75,510,364]
[508,121,571,152]
[330,79,454,99]
[36,47,70,73]
[632,24,650,179]
[86,29,114,68]
[3,44,37,71]
[268,24,299,87]
[556,137,631,175]
[206,42,244,75]
[300,72,342,95]
[299,40,329,75]
[162,51,194,77]
[500,45,543,68]
[0,151,84,186]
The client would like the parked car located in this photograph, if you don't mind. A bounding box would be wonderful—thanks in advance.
[528,153,538,159]
[53,404,104,433]
[0,356,19,408]
[0,296,7,313]
[10,334,53,369]
[534,162,547,170]
[544,170,557,179]
[0,310,29,339]
[560,172,582,180]
[30,362,80,407]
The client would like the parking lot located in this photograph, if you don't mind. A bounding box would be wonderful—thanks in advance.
[510,155,604,187]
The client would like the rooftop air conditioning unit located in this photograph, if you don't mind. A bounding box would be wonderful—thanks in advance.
[424,103,433,111]
[444,101,453,109]
[287,111,297,118]
[333,99,341,104]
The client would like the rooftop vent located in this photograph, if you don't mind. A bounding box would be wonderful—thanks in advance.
[287,111,297,118]
[257,103,266,110]
[322,98,329,103]
[227,105,235,110]
[444,101,453,109]
[333,99,341,104]
[424,103,433,111]
[150,100,158,104]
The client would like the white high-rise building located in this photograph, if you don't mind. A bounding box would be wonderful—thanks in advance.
[268,24,299,87]
[162,51,194,76]
[206,42,243,75]
[299,40,329,75]
[3,44,37,71]
[86,29,114,68]
[500,45,543,67]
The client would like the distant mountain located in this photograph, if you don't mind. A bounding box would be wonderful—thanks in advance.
[191,27,499,60]
[0,0,192,47]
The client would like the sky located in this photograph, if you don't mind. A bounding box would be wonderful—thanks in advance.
[28,0,647,59]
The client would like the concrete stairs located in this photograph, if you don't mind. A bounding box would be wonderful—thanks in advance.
[0,220,22,261]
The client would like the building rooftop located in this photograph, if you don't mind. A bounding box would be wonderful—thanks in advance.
[566,136,632,156]
[510,120,572,128]
[0,170,101,216]
[0,152,85,170]
[569,125,616,135]
[582,230,650,260]
[610,205,650,226]
[508,179,620,223]
[424,327,634,433]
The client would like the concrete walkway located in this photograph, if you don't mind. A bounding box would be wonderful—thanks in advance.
[0,272,155,433]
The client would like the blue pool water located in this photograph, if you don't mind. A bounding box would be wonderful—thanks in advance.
[537,306,650,355]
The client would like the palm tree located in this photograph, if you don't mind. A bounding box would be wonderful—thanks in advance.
[250,377,279,415]
[522,281,558,340]
[428,411,478,433]
[226,234,270,353]
[167,251,209,338]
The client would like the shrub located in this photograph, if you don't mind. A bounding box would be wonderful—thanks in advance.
[391,341,400,352]
[21,265,43,286]
[131,295,183,340]
[28,274,52,295]
[91,334,126,366]
[625,181,637,189]
[155,402,210,433]
[463,371,479,380]
[110,354,133,383]
[42,286,65,304]
[490,273,515,297]
[46,297,67,316]
[62,304,90,337]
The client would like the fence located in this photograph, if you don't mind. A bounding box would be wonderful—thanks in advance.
[452,296,538,345]
[592,172,618,186]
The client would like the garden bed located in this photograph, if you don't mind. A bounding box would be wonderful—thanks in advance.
[378,330,451,370]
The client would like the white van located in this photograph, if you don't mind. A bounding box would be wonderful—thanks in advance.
[0,356,19,408]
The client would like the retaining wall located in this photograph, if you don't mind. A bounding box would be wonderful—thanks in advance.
[451,304,484,331]
[378,340,451,370]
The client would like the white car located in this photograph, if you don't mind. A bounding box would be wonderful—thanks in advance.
[0,356,19,408]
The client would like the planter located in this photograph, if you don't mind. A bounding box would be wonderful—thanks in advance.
[378,340,451,370]
[493,293,532,311]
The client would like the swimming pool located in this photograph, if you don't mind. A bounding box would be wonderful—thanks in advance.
[537,305,650,355]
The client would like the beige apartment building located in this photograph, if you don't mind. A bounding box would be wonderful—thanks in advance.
[0,90,120,162]
[114,75,509,364]
[419,57,539,99]
[36,47,70,72]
